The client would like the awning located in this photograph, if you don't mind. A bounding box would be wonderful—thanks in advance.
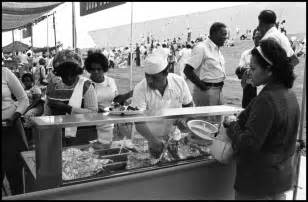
[2,41,30,53]
[2,2,63,31]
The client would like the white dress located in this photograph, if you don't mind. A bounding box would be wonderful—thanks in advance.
[93,76,118,143]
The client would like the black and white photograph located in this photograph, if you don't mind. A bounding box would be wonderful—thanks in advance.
[2,2,306,200]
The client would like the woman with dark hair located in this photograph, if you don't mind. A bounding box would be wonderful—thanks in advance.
[223,38,300,200]
[45,49,98,146]
[85,52,119,145]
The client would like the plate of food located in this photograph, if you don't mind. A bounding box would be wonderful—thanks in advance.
[187,120,218,141]
[108,105,144,116]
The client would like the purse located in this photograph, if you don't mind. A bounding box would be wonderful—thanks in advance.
[208,125,234,164]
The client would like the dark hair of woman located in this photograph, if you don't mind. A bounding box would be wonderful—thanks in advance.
[53,62,83,78]
[84,52,109,73]
[21,73,34,82]
[251,38,295,88]
[39,58,46,65]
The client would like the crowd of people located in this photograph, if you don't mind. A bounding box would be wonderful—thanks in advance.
[2,9,304,200]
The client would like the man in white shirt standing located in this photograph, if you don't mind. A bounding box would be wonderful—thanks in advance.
[258,10,299,67]
[131,53,193,158]
[184,22,228,123]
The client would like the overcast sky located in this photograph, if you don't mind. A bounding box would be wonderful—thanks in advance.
[2,2,251,48]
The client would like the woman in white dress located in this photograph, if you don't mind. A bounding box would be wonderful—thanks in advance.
[84,52,118,145]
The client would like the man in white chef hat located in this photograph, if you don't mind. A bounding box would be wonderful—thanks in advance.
[131,53,193,158]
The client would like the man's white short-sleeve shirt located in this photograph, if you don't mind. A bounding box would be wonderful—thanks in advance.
[238,48,253,68]
[132,73,192,111]
[186,38,226,83]
[131,73,193,138]
[261,27,294,57]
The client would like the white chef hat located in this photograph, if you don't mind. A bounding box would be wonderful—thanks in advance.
[144,53,168,75]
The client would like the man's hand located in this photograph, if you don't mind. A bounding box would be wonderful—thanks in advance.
[198,81,210,91]
[113,94,127,105]
[148,139,164,159]
[113,90,133,105]
[223,115,237,128]
[48,100,72,114]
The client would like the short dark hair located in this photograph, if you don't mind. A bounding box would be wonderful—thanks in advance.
[21,73,34,82]
[258,10,276,24]
[84,52,109,72]
[251,38,295,88]
[39,58,46,65]
[53,62,83,78]
[209,22,227,36]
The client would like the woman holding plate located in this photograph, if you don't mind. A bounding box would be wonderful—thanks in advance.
[223,38,300,200]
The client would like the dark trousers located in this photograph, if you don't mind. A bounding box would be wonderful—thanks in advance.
[168,62,175,73]
[242,84,257,108]
[2,119,28,195]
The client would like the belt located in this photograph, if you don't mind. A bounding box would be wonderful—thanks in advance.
[202,81,224,87]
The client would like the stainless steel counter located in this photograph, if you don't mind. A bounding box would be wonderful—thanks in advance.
[31,105,243,129]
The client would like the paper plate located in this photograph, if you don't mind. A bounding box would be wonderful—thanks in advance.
[187,120,218,141]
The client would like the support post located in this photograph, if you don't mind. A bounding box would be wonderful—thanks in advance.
[72,2,77,50]
[46,14,49,56]
[129,2,134,91]
[34,126,62,190]
[53,12,57,53]
[293,59,306,200]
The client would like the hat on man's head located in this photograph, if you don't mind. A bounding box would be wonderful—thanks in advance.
[144,53,168,75]
[52,49,82,69]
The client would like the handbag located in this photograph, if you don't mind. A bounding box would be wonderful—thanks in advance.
[208,125,234,164]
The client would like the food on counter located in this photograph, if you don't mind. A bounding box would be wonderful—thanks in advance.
[62,148,113,180]
[126,152,152,169]
[109,102,140,112]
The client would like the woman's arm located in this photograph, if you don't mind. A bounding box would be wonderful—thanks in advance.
[7,69,29,115]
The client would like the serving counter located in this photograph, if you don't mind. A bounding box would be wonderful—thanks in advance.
[4,105,243,200]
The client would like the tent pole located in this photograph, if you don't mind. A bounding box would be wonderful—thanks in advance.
[129,2,134,91]
[12,30,15,55]
[47,14,49,55]
[53,12,57,53]
[293,59,306,200]
[72,2,76,50]
[31,24,33,48]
